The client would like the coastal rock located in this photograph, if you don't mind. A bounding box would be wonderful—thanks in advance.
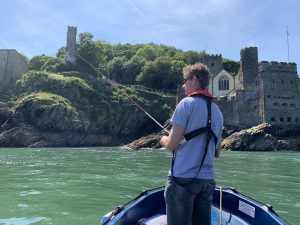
[0,93,164,147]
[222,123,300,151]
[127,133,163,150]
[127,123,300,151]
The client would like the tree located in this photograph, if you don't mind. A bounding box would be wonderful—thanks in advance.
[183,51,203,65]
[76,33,113,76]
[29,55,53,70]
[56,47,66,59]
[124,55,147,84]
[107,56,126,82]
[136,57,185,92]
[222,58,240,76]
[135,45,160,61]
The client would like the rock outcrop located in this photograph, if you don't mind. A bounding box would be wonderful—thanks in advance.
[127,133,163,150]
[222,123,300,151]
[126,123,300,151]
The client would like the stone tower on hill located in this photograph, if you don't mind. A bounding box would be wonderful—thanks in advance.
[65,26,77,64]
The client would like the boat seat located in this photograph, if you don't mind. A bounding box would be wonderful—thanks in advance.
[136,214,167,225]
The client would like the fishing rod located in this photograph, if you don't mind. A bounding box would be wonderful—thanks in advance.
[77,55,169,134]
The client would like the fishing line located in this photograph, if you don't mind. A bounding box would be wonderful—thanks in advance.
[77,55,169,134]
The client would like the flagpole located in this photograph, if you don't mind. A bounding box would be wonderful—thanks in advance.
[286,26,290,63]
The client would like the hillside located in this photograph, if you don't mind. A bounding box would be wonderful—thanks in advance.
[0,70,173,147]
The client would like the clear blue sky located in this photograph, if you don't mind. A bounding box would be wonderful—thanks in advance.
[1,0,299,73]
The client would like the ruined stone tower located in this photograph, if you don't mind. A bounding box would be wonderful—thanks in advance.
[65,26,77,64]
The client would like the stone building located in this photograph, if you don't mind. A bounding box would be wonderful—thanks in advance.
[203,54,236,97]
[218,47,300,128]
[0,49,28,93]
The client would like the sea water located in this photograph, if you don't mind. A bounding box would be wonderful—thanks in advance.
[0,147,299,225]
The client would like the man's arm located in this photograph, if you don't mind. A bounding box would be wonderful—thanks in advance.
[160,124,185,152]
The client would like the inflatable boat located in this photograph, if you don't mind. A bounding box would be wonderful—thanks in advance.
[100,187,288,225]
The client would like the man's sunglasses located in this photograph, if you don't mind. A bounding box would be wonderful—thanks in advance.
[183,76,193,83]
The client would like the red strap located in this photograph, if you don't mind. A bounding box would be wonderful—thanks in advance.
[188,90,216,100]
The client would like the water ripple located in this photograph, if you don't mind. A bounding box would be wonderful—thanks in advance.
[19,190,41,197]
[0,217,50,225]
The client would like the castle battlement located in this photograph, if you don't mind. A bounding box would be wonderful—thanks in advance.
[240,47,257,58]
[258,61,297,73]
[205,54,222,58]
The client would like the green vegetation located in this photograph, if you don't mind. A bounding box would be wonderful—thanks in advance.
[13,32,239,132]
[14,69,172,124]
[222,58,240,76]
[16,71,94,94]
[16,92,73,111]
[28,31,239,94]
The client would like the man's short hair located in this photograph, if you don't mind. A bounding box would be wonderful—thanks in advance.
[182,63,211,89]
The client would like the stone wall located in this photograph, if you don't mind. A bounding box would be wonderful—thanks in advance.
[217,89,260,128]
[259,61,300,124]
[0,50,28,93]
[216,97,238,126]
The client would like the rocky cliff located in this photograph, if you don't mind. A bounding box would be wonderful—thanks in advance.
[0,71,173,147]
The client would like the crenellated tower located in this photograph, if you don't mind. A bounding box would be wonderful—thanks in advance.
[202,54,223,76]
[235,47,259,91]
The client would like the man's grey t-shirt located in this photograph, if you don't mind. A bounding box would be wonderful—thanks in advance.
[170,96,223,179]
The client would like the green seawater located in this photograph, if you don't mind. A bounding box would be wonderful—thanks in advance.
[0,147,299,225]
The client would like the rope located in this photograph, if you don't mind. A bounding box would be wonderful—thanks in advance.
[220,186,223,225]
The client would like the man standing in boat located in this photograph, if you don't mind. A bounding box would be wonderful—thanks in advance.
[160,63,223,225]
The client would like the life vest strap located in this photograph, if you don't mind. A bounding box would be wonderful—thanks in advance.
[184,127,218,145]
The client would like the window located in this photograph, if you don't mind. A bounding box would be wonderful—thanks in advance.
[296,118,299,123]
[288,117,292,122]
[211,62,214,67]
[218,75,229,90]
[270,117,275,121]
[280,117,284,122]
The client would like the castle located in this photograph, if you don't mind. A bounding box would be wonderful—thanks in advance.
[207,47,300,128]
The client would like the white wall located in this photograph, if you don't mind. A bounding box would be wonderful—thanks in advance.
[208,69,235,97]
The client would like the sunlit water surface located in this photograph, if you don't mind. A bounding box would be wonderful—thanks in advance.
[0,147,299,225]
